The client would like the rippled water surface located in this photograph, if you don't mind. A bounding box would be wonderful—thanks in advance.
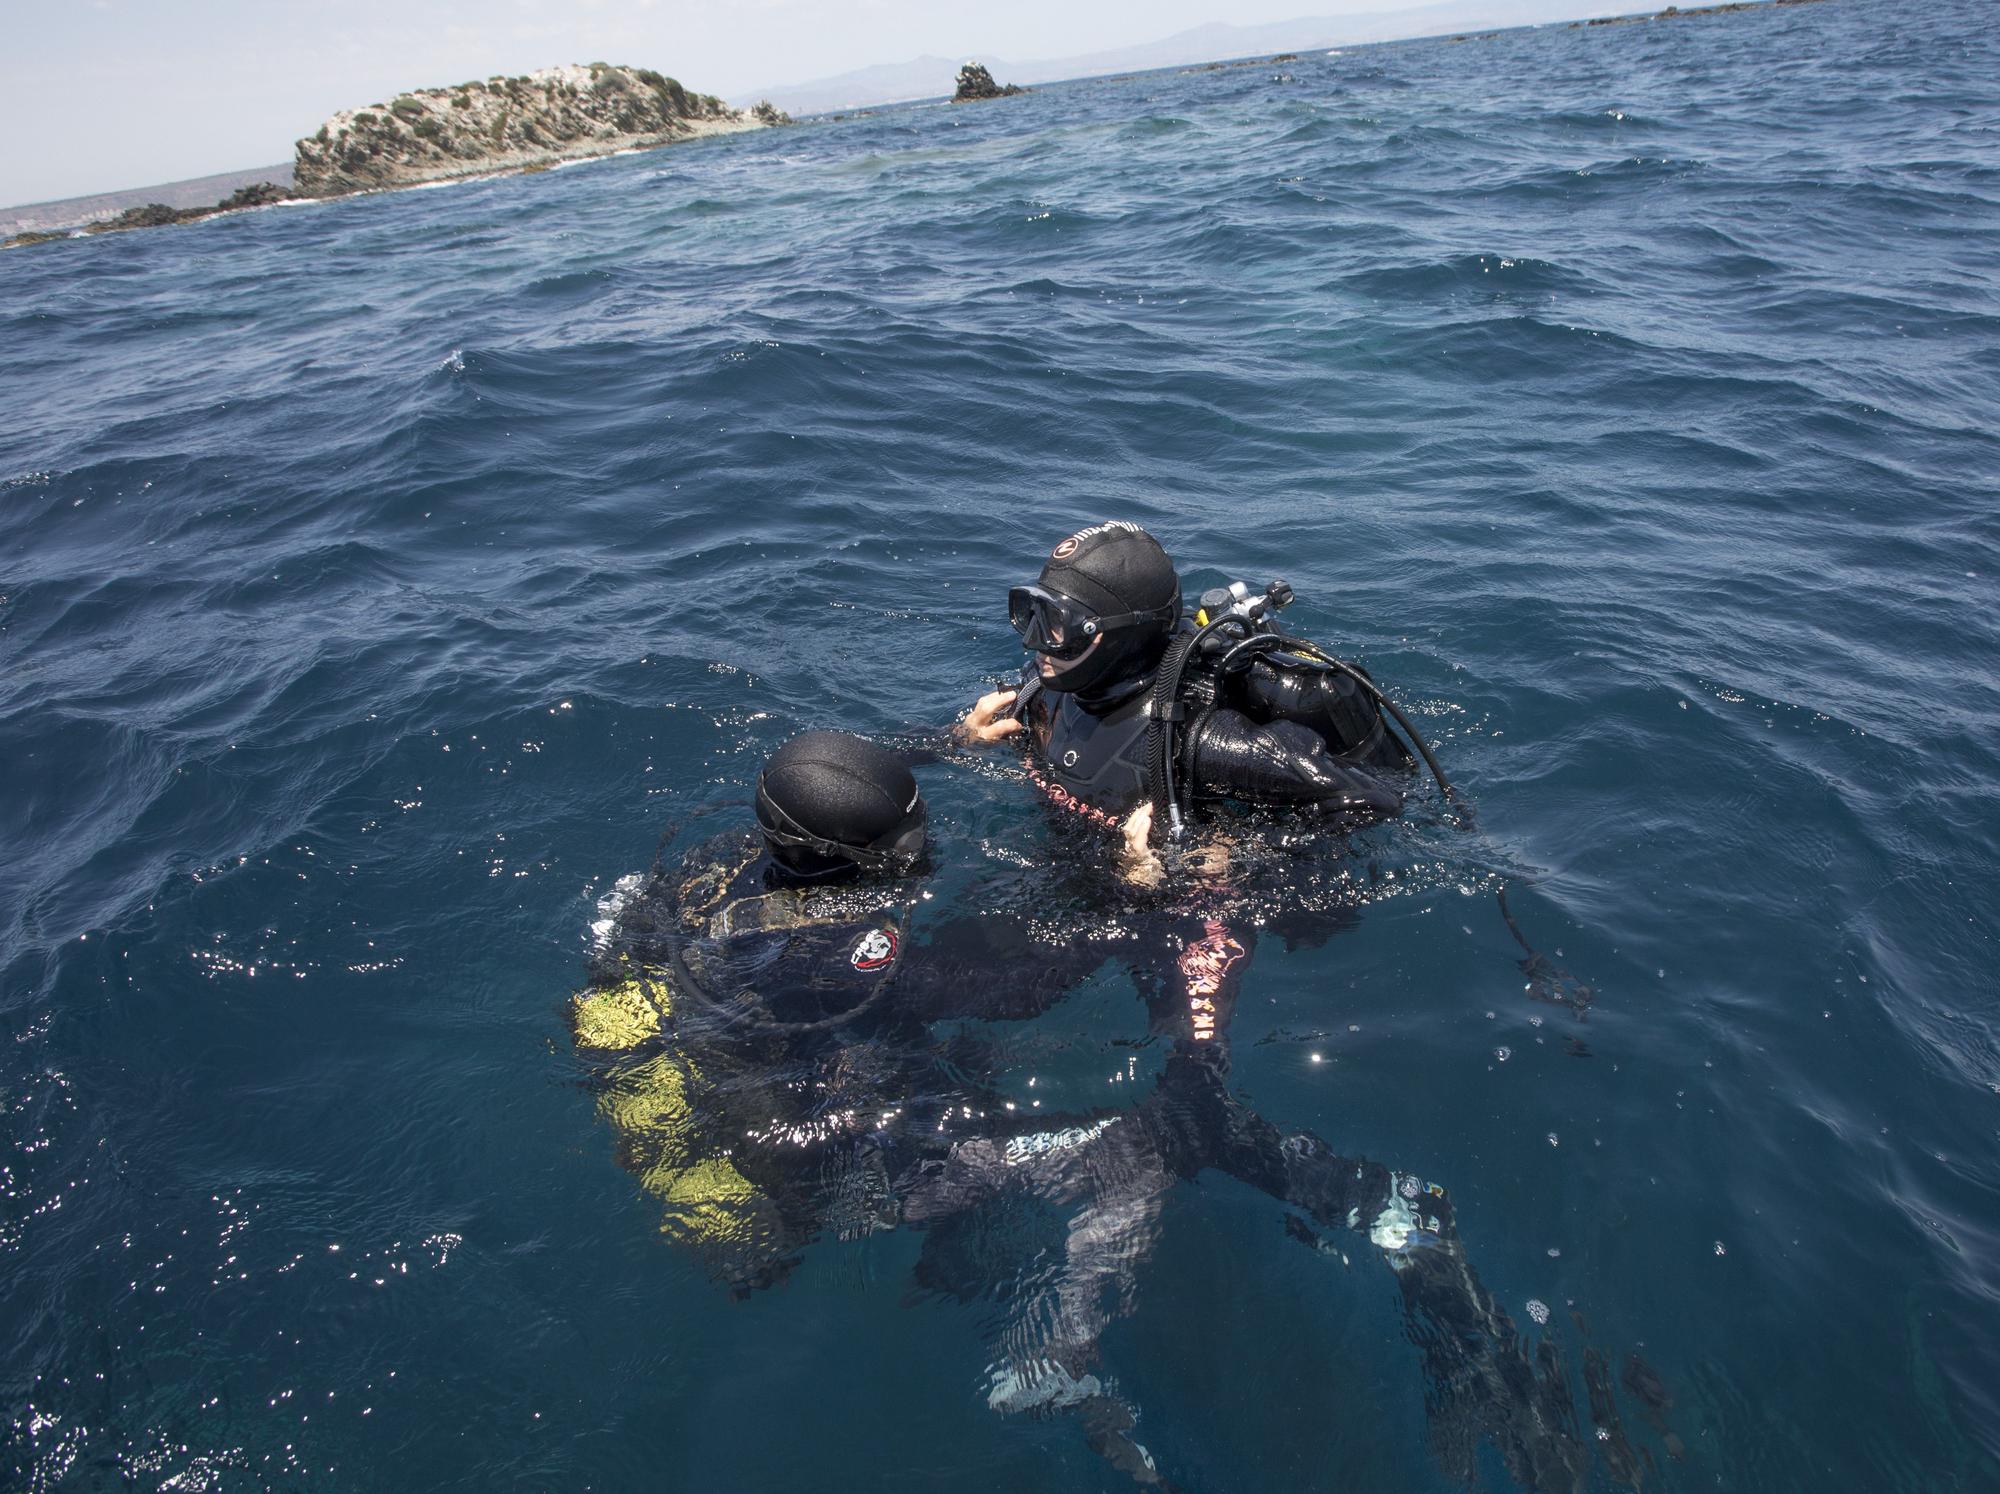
[5,0,1999,1487]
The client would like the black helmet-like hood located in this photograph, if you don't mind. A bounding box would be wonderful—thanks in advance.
[754,731,926,879]
[1034,521,1181,697]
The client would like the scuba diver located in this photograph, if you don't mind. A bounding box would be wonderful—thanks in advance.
[959,519,1408,837]
[569,728,1121,1285]
[960,519,1595,1014]
[569,730,1600,1490]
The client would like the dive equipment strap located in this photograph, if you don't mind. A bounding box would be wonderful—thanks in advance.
[1146,631,1211,842]
[1009,673,1044,723]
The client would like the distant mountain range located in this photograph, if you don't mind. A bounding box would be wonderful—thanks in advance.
[738,0,1655,114]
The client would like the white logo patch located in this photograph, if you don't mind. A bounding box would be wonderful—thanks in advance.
[1051,519,1144,561]
[850,928,897,971]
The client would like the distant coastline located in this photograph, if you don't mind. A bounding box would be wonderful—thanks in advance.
[743,0,1827,115]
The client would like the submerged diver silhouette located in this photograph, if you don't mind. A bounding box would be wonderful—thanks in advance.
[570,732,1606,1490]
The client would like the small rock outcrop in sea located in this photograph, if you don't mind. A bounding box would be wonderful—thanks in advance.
[291,63,789,197]
[952,62,1026,103]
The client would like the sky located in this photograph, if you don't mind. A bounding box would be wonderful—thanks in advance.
[0,0,1518,208]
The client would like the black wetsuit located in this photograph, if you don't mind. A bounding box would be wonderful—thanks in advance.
[1017,628,1408,828]
[572,831,1137,1290]
[571,830,1591,1491]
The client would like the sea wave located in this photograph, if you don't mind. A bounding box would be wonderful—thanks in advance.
[2,0,1998,1486]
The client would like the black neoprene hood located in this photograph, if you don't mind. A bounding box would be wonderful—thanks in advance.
[754,731,924,875]
[1034,521,1181,695]
[1039,521,1179,617]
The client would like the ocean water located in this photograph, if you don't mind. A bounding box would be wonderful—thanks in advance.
[4,0,1999,1487]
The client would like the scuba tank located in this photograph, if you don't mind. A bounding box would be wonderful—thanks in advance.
[1139,577,1591,1012]
[1147,577,1450,842]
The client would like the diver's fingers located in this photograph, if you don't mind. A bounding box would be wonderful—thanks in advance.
[970,693,1022,740]
[1122,803,1154,846]
[958,689,1022,744]
[1118,805,1164,887]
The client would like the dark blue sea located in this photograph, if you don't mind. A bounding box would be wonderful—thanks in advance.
[5,0,1998,1487]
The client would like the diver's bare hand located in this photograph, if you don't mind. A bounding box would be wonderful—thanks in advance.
[1119,804,1164,888]
[1121,804,1231,886]
[956,689,1022,746]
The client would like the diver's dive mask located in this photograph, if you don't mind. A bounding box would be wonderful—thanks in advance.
[1008,583,1179,660]
[753,777,928,875]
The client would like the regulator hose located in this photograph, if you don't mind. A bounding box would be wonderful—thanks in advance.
[1147,615,1246,840]
[1271,634,1461,810]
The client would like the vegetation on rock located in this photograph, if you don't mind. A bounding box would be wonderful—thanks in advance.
[291,63,787,197]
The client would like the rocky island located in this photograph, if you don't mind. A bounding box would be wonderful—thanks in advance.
[952,63,1026,102]
[293,63,786,197]
[5,62,786,249]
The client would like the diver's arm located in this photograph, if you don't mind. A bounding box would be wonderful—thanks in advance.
[1186,708,1401,818]
[1112,813,1251,1051]
[883,686,1019,758]
[1234,654,1404,767]
[893,916,1109,1024]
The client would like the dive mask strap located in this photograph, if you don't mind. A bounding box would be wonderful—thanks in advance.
[755,776,927,874]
